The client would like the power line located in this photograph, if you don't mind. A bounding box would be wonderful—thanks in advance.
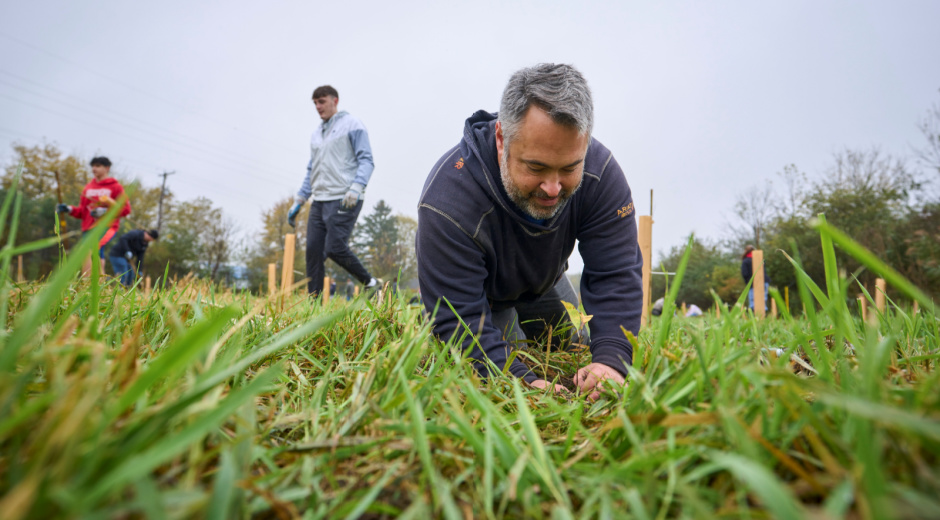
[0,70,300,183]
[0,92,299,192]
[0,80,298,190]
[0,125,279,207]
[0,32,298,156]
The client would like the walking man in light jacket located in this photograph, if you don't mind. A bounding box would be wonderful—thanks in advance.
[288,85,379,296]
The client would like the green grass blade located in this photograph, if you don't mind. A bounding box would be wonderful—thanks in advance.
[710,452,804,520]
[86,365,281,505]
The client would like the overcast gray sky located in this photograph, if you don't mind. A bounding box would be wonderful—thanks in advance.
[2,1,939,272]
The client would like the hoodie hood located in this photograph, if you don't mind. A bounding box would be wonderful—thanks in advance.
[460,110,563,229]
[90,177,120,187]
[325,110,349,126]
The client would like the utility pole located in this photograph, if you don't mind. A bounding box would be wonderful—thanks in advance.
[156,171,176,232]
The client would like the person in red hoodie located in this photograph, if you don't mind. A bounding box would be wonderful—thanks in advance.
[56,156,132,275]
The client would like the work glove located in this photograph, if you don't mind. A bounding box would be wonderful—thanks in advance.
[56,203,72,214]
[125,251,133,260]
[341,183,364,210]
[287,202,302,228]
[91,207,107,218]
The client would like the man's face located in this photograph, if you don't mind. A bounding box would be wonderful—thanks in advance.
[144,232,154,242]
[496,106,588,220]
[91,164,109,180]
[313,95,339,121]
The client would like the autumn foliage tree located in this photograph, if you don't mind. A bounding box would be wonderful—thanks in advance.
[2,142,237,284]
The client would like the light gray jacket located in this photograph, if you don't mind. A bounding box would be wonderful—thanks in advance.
[296,111,375,202]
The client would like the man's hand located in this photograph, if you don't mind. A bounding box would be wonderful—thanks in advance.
[287,202,302,228]
[91,207,107,218]
[574,363,626,401]
[529,379,568,394]
[341,182,364,209]
[56,203,72,214]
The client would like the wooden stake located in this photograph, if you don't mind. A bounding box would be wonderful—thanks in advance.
[144,276,152,296]
[638,215,653,328]
[784,286,789,314]
[715,301,721,318]
[17,255,24,282]
[280,234,296,295]
[859,294,867,322]
[268,263,277,296]
[354,286,360,297]
[753,250,765,318]
[875,278,886,314]
[54,170,69,249]
[323,276,331,304]
[913,301,919,314]
[771,298,778,318]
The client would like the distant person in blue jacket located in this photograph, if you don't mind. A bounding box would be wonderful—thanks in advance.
[741,245,770,310]
[287,85,380,296]
[416,64,643,400]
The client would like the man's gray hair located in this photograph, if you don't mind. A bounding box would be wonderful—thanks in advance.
[499,63,594,145]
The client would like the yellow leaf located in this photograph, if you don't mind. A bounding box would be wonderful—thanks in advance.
[562,300,592,330]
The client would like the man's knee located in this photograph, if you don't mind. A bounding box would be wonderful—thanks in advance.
[324,235,351,258]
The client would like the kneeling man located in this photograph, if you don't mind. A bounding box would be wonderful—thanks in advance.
[417,63,643,398]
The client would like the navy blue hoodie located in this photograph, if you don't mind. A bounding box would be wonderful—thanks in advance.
[416,111,643,382]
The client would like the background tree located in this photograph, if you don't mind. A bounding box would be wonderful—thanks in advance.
[147,196,236,282]
[394,214,418,285]
[916,91,940,180]
[1,141,87,201]
[650,237,741,309]
[353,200,400,281]
[727,182,776,251]
[242,196,309,291]
[2,142,94,278]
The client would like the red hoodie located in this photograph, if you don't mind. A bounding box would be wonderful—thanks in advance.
[70,177,132,240]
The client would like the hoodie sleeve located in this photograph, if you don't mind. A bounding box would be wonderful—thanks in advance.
[417,206,536,383]
[296,157,313,204]
[577,152,643,377]
[134,236,146,272]
[348,122,375,188]
[70,188,90,220]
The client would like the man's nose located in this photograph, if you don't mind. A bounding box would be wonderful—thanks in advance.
[541,177,562,198]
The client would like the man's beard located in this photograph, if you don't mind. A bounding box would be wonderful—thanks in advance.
[500,151,582,221]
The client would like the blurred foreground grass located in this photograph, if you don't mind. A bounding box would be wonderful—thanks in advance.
[1,172,939,519]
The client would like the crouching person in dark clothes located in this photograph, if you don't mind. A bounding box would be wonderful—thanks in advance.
[416,64,644,400]
[109,229,158,287]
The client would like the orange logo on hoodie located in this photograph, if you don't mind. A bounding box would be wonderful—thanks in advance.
[454,158,464,169]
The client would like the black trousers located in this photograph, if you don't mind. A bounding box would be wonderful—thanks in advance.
[490,275,591,350]
[305,199,372,295]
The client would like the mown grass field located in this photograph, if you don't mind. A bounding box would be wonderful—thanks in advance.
[1,175,939,519]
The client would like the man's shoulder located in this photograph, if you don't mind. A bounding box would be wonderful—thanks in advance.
[582,137,616,181]
[419,145,494,230]
[337,112,367,133]
[421,145,473,201]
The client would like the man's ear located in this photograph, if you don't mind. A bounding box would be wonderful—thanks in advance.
[495,121,504,157]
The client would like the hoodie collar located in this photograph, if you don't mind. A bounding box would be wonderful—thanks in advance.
[321,110,348,133]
